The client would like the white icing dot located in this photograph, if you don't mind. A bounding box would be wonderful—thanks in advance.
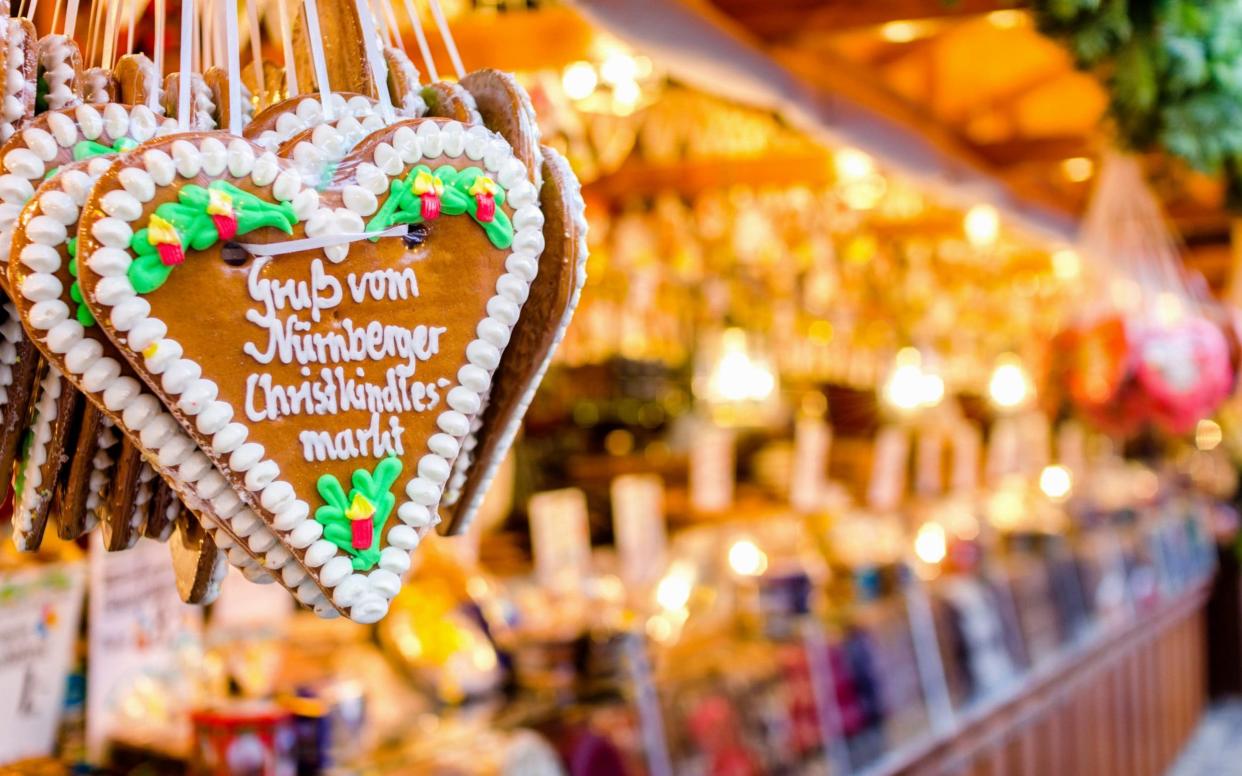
[81,356,121,392]
[273,499,310,531]
[102,103,130,138]
[212,422,248,454]
[91,217,134,249]
[247,529,277,554]
[178,451,213,482]
[333,574,368,607]
[437,410,469,437]
[171,140,202,177]
[281,563,307,587]
[294,579,321,604]
[379,547,410,575]
[505,251,538,282]
[108,298,149,333]
[416,120,443,158]
[29,299,69,329]
[37,190,77,224]
[139,415,178,448]
[446,385,481,415]
[199,137,228,176]
[156,435,194,468]
[355,163,387,195]
[440,121,465,157]
[129,105,157,142]
[4,148,44,179]
[102,376,141,411]
[304,539,336,567]
[498,158,527,189]
[387,524,420,551]
[515,228,545,256]
[101,190,143,221]
[397,501,432,527]
[496,273,530,304]
[94,275,136,305]
[177,378,218,414]
[46,111,79,147]
[126,317,167,351]
[368,569,402,598]
[120,394,160,431]
[63,339,102,373]
[27,215,67,247]
[19,272,62,302]
[229,442,264,472]
[144,338,183,373]
[118,167,156,202]
[260,480,295,511]
[263,544,292,569]
[161,359,201,394]
[373,142,402,175]
[90,247,134,278]
[195,471,229,499]
[477,317,511,349]
[405,477,440,505]
[272,169,300,202]
[251,152,279,186]
[427,432,460,459]
[291,188,319,220]
[227,139,256,176]
[485,295,520,326]
[196,401,233,435]
[143,149,176,186]
[349,597,389,624]
[213,489,243,519]
[507,179,537,210]
[0,173,34,203]
[465,340,501,372]
[320,556,352,586]
[342,185,377,216]
[244,460,279,490]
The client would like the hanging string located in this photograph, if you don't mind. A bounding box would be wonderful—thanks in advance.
[84,0,103,65]
[277,0,298,96]
[224,0,242,134]
[372,0,400,51]
[126,0,136,55]
[303,0,335,118]
[25,0,38,20]
[153,0,166,111]
[178,0,195,130]
[51,0,61,38]
[101,0,123,69]
[351,0,394,121]
[400,0,437,82]
[425,0,463,79]
[245,0,267,104]
[63,0,80,39]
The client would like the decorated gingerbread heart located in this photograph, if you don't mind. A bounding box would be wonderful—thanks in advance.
[77,118,543,621]
[0,17,37,141]
[35,34,82,113]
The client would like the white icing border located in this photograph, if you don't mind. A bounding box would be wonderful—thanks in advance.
[83,121,542,622]
[0,302,22,404]
[11,366,62,550]
[11,143,323,605]
[250,93,402,152]
[0,19,30,142]
[37,35,79,112]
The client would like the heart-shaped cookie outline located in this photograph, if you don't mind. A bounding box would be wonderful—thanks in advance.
[8,154,307,599]
[0,17,37,142]
[78,118,543,622]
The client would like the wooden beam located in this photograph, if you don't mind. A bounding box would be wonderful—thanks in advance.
[973,135,1092,166]
[708,0,1017,41]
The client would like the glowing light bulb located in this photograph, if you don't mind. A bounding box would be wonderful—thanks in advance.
[562,61,598,100]
[600,51,638,85]
[611,78,642,114]
[914,522,947,565]
[728,539,768,576]
[988,354,1031,409]
[655,562,695,611]
[964,204,1000,247]
[880,20,922,43]
[1052,248,1080,281]
[1061,157,1094,183]
[1039,464,1073,500]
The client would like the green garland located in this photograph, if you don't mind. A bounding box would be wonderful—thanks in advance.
[315,457,403,571]
[1033,0,1242,207]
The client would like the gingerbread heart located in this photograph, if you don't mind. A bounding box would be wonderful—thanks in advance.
[8,156,302,602]
[77,118,543,621]
[35,34,82,113]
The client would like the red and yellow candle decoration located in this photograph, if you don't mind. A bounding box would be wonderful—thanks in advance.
[207,187,239,241]
[412,169,444,220]
[146,213,185,267]
[469,175,498,222]
[346,493,377,550]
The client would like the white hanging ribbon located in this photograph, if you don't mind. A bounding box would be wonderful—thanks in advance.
[277,0,298,96]
[224,0,242,134]
[302,0,335,119]
[245,0,267,103]
[352,0,394,122]
[177,0,194,130]
[425,0,463,79]
[153,0,166,112]
[401,0,437,82]
[236,224,407,256]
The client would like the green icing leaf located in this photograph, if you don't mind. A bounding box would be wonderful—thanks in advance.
[66,238,94,327]
[313,456,404,571]
[365,164,515,249]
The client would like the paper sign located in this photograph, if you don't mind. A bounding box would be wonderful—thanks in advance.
[690,421,735,513]
[87,536,202,762]
[529,488,591,594]
[611,474,668,588]
[950,421,981,493]
[0,562,86,765]
[790,419,832,512]
[867,426,909,511]
[915,429,944,497]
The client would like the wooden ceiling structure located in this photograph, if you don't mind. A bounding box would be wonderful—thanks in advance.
[701,0,1237,291]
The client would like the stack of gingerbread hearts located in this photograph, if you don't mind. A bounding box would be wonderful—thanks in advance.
[0,0,586,623]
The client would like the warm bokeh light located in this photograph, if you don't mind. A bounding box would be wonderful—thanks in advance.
[600,51,638,85]
[914,522,947,565]
[702,328,777,405]
[880,20,923,43]
[728,539,768,576]
[964,204,1000,247]
[882,348,944,412]
[834,147,875,182]
[1039,464,1073,501]
[562,61,598,100]
[655,562,695,611]
[1196,419,1223,451]
[988,354,1032,409]
[1061,156,1095,183]
[1052,248,1081,281]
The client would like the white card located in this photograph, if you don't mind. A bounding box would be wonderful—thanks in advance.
[529,488,591,594]
[790,418,832,512]
[611,474,668,588]
[87,537,202,762]
[0,562,86,765]
[690,421,735,513]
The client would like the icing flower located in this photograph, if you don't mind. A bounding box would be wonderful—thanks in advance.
[129,180,298,294]
[315,456,403,571]
[468,175,498,222]
[366,164,515,249]
[411,169,444,220]
[147,213,186,266]
[206,188,239,240]
[346,493,377,550]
